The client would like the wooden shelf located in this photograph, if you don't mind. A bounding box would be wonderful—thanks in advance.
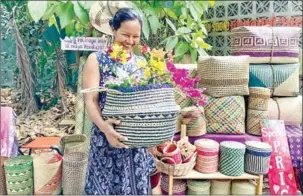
[173,169,260,180]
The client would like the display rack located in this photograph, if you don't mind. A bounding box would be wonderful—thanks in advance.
[167,125,263,195]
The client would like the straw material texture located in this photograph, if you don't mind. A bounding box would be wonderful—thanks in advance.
[187,180,211,195]
[174,88,193,109]
[204,96,245,134]
[197,56,249,97]
[231,180,257,195]
[32,153,62,195]
[249,63,300,97]
[231,26,301,64]
[211,179,231,195]
[268,96,302,125]
[248,87,271,111]
[160,174,187,195]
[247,109,269,136]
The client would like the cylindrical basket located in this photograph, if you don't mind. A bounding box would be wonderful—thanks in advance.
[160,174,187,195]
[247,109,269,135]
[60,134,88,156]
[102,84,180,148]
[0,157,8,195]
[33,152,63,194]
[219,141,245,176]
[248,87,270,111]
[187,179,211,195]
[245,141,272,175]
[176,106,206,136]
[211,179,231,195]
[154,152,197,176]
[231,180,257,195]
[4,155,34,195]
[62,152,88,195]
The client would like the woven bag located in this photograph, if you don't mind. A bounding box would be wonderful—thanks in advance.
[4,155,34,195]
[60,134,88,156]
[160,174,187,195]
[245,141,272,175]
[32,152,63,195]
[62,152,88,195]
[0,157,8,195]
[268,96,302,125]
[204,96,245,134]
[187,179,211,195]
[231,26,302,64]
[248,87,270,111]
[176,106,206,136]
[211,179,231,195]
[249,63,300,97]
[219,141,245,176]
[154,152,197,176]
[231,180,257,195]
[197,56,250,97]
[102,83,180,148]
[247,109,269,136]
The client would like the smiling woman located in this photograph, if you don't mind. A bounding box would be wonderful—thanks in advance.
[83,3,156,195]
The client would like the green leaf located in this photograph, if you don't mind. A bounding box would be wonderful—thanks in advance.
[148,14,160,35]
[190,47,198,63]
[164,8,178,20]
[159,37,169,45]
[165,18,176,32]
[142,14,150,40]
[175,42,189,57]
[165,36,178,52]
[177,27,191,34]
[78,1,95,10]
[181,7,187,17]
[56,2,75,29]
[75,22,84,33]
[189,4,198,21]
[28,1,48,22]
[73,2,89,25]
[42,4,58,20]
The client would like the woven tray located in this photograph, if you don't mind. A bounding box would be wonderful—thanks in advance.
[231,26,301,64]
[154,152,197,176]
[197,56,249,97]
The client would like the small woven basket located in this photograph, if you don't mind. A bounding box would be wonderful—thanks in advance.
[160,174,187,195]
[4,155,34,195]
[62,152,88,195]
[248,87,270,111]
[0,157,8,195]
[187,179,211,195]
[231,180,257,195]
[154,152,197,176]
[247,109,269,135]
[211,179,231,195]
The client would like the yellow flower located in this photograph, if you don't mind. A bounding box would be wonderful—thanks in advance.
[150,48,166,60]
[120,51,128,64]
[144,68,151,78]
[110,51,118,59]
[137,59,147,68]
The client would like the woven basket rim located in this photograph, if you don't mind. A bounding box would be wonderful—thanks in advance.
[109,83,173,93]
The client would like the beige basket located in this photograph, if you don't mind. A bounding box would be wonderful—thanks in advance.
[60,134,88,156]
[247,109,269,135]
[248,87,270,111]
[154,152,197,176]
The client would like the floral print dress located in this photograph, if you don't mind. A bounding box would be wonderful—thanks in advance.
[84,51,156,195]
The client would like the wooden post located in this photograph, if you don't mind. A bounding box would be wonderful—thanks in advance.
[256,175,263,195]
[180,124,187,139]
[168,174,173,195]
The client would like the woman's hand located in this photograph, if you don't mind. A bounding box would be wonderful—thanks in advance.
[100,118,129,148]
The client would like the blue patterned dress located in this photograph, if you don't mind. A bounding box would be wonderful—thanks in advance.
[84,51,156,195]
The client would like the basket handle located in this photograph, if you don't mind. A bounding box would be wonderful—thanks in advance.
[160,156,176,165]
[80,87,122,94]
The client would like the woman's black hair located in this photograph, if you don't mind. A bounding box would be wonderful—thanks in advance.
[109,8,143,30]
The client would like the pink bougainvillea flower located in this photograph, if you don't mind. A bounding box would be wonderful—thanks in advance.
[166,62,177,72]
[186,89,201,98]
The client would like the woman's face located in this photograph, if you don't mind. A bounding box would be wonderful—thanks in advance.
[113,19,141,53]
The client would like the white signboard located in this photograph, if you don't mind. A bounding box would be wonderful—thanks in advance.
[61,37,108,51]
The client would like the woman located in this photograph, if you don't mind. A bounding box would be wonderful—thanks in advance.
[83,8,156,195]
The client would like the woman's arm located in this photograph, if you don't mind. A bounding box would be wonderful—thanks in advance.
[82,53,128,148]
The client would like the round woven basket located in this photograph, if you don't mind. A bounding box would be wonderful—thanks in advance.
[160,174,187,195]
[60,134,88,156]
[0,157,8,195]
[187,179,211,195]
[102,84,180,148]
[248,87,270,111]
[32,152,63,195]
[231,180,256,195]
[245,141,272,175]
[219,141,245,176]
[176,106,206,136]
[4,155,34,195]
[247,109,269,135]
[154,152,197,176]
[62,152,88,195]
[211,179,231,195]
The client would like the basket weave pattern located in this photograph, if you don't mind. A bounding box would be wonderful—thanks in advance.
[197,56,249,97]
[103,84,180,147]
[247,109,269,135]
[248,87,270,111]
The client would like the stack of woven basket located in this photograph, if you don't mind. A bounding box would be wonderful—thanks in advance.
[160,174,187,195]
[187,179,211,195]
[231,26,302,135]
[194,139,219,173]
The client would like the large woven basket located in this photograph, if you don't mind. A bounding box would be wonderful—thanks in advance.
[102,83,180,148]
[154,152,197,176]
[197,56,250,97]
[32,152,63,195]
[231,26,302,64]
